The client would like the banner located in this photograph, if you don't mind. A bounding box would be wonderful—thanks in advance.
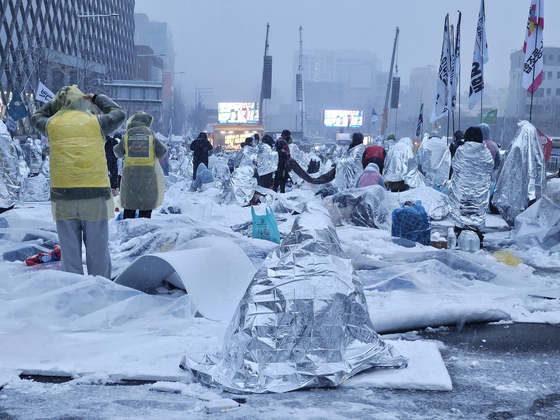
[537,128,552,162]
[7,91,28,121]
[370,107,379,133]
[522,0,544,93]
[448,12,461,111]
[35,81,55,104]
[468,0,489,110]
[478,109,497,124]
[430,14,451,123]
[416,103,424,138]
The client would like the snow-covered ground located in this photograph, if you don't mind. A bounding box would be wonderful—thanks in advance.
[1,185,559,418]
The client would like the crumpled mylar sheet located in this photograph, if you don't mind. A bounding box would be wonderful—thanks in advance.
[257,142,278,176]
[492,120,547,225]
[182,202,408,393]
[238,145,257,168]
[230,165,256,206]
[448,141,494,230]
[323,185,398,230]
[383,137,426,188]
[415,136,451,187]
[334,144,365,191]
[212,157,231,190]
[0,123,21,203]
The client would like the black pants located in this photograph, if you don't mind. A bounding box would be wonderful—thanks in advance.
[273,168,288,193]
[123,209,152,219]
[258,173,274,189]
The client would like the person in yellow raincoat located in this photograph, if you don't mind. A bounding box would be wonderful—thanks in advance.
[113,111,167,219]
[32,85,125,279]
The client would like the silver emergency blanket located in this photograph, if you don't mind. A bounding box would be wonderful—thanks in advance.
[212,157,231,190]
[0,121,21,204]
[41,155,50,178]
[183,202,408,393]
[514,179,560,251]
[233,145,257,169]
[256,142,278,176]
[492,121,547,225]
[383,137,427,188]
[22,173,50,202]
[323,185,398,230]
[395,187,451,221]
[415,136,451,187]
[230,165,256,206]
[334,144,365,191]
[448,141,494,230]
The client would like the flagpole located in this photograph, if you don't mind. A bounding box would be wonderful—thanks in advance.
[529,12,539,122]
[457,10,461,132]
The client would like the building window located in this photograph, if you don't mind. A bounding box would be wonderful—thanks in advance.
[550,55,554,61]
[543,72,546,81]
[548,71,552,79]
[557,88,560,96]
[547,88,551,96]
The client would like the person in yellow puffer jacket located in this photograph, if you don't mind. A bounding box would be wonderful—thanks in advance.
[32,85,125,279]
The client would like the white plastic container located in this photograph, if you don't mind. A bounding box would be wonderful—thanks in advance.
[458,230,480,252]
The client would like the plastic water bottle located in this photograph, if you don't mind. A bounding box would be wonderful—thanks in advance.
[458,230,480,252]
[447,228,457,249]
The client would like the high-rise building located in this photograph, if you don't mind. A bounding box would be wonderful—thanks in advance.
[292,50,381,136]
[0,0,135,122]
[507,47,560,120]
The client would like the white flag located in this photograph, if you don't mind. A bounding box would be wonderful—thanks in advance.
[448,12,461,111]
[522,0,544,93]
[468,0,489,110]
[35,81,55,104]
[430,14,452,123]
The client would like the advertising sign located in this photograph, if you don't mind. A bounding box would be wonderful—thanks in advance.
[323,110,363,128]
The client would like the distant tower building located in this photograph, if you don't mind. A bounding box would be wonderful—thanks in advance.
[507,47,560,120]
[0,0,135,120]
[292,50,381,136]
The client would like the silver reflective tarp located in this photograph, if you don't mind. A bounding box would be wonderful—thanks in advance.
[323,185,397,230]
[334,144,365,191]
[230,165,256,206]
[383,137,426,188]
[415,136,451,187]
[183,202,408,393]
[233,145,257,169]
[514,179,560,251]
[212,157,231,190]
[448,141,494,230]
[0,121,22,204]
[257,142,278,176]
[492,120,547,225]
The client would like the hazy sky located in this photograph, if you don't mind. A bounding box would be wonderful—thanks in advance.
[135,0,559,109]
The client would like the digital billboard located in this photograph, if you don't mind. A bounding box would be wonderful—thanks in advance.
[323,110,363,128]
[218,102,259,124]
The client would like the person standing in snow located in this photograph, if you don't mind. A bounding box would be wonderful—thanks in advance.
[273,130,291,193]
[257,134,277,189]
[104,134,119,196]
[348,132,365,151]
[448,126,494,246]
[31,85,125,279]
[113,111,167,220]
[190,132,213,180]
